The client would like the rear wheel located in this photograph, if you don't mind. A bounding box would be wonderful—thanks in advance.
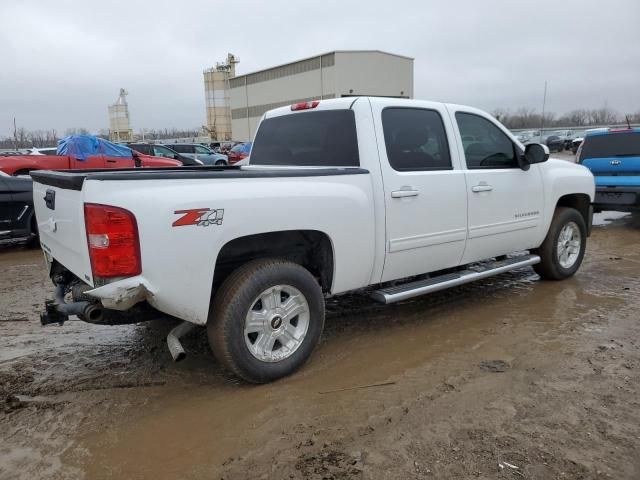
[533,207,587,280]
[215,160,227,166]
[208,258,325,383]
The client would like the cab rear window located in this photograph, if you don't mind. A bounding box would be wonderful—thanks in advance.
[250,110,359,167]
[580,131,640,161]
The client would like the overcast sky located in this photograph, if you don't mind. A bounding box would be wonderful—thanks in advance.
[1,0,639,136]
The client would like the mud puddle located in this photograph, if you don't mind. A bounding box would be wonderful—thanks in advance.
[1,213,639,479]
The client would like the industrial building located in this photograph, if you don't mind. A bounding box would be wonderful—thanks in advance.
[204,50,414,142]
[108,88,133,142]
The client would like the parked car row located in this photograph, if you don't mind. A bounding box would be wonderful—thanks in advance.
[0,137,256,177]
[513,129,585,153]
[0,135,181,176]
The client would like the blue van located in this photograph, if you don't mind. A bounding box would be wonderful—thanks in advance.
[578,127,640,212]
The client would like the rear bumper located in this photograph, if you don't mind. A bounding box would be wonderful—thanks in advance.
[593,186,640,212]
[41,275,163,326]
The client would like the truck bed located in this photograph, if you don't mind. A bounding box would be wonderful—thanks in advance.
[30,166,370,190]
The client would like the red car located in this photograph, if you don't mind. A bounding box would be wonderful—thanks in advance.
[0,135,180,176]
[0,151,180,176]
[227,142,252,164]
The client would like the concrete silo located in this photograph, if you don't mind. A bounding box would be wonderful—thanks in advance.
[108,88,133,142]
[203,53,239,142]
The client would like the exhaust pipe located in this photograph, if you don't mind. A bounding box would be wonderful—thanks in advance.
[81,303,104,323]
[167,321,195,362]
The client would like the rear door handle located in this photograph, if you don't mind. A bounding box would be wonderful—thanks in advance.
[471,184,493,192]
[106,159,117,163]
[391,189,419,198]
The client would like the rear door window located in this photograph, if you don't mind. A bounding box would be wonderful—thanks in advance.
[250,110,359,166]
[580,132,640,161]
[381,108,451,171]
[132,144,151,155]
[171,145,189,154]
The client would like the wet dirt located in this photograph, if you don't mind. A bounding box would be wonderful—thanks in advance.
[1,213,639,479]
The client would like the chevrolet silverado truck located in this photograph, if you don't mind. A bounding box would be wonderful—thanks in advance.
[31,97,595,383]
[1,135,180,176]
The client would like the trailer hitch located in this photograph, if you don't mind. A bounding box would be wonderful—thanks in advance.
[40,300,68,326]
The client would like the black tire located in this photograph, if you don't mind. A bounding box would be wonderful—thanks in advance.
[533,207,587,280]
[208,258,325,383]
[215,160,226,166]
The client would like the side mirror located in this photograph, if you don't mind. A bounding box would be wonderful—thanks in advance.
[523,143,549,168]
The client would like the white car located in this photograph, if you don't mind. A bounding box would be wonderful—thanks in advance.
[32,97,595,383]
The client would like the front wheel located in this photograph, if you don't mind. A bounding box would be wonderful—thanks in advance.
[215,160,227,166]
[533,207,587,280]
[208,259,325,383]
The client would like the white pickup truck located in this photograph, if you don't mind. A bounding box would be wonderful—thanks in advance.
[31,97,595,383]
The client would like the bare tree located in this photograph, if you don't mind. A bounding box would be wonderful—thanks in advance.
[491,108,509,124]
[623,111,640,124]
[587,106,619,125]
[64,127,90,136]
[561,109,589,126]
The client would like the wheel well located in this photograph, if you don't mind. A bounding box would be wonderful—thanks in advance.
[14,169,33,176]
[213,230,334,293]
[556,194,591,234]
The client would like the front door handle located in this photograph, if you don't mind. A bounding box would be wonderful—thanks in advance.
[391,189,419,198]
[471,184,493,192]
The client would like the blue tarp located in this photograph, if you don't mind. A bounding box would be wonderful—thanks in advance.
[57,135,132,161]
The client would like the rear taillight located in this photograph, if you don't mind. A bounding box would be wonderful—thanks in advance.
[84,203,141,278]
[291,100,319,111]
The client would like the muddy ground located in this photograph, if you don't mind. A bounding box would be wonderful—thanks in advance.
[1,212,639,480]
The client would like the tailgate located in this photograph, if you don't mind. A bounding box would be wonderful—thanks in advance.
[582,155,640,176]
[31,174,93,285]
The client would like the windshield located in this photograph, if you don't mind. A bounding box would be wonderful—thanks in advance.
[251,110,359,167]
[580,131,640,160]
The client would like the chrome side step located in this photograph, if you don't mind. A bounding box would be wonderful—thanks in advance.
[371,254,540,304]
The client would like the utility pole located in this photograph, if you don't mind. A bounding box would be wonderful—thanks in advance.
[13,117,17,150]
[540,80,547,142]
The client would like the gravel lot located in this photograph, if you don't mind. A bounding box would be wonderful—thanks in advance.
[1,207,639,479]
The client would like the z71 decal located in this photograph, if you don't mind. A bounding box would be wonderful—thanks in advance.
[173,208,224,227]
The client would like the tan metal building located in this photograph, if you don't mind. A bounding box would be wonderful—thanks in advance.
[228,50,414,141]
